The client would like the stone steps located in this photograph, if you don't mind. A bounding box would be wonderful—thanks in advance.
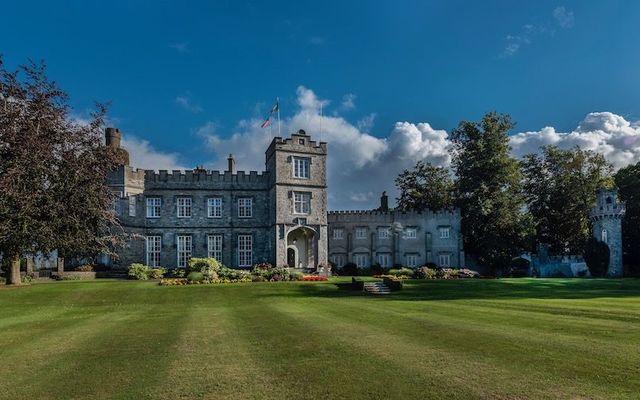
[363,282,391,295]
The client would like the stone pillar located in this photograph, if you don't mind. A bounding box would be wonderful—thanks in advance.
[8,257,21,285]
[26,256,34,275]
[57,257,64,275]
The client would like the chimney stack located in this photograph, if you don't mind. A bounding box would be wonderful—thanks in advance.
[380,191,389,212]
[227,154,236,174]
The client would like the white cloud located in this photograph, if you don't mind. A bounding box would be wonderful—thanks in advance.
[510,112,640,168]
[175,95,202,113]
[121,136,185,171]
[196,86,452,209]
[341,93,356,111]
[553,6,575,28]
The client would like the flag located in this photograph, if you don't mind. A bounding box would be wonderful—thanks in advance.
[260,99,279,129]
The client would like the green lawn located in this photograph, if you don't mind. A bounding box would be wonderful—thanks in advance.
[1,278,639,400]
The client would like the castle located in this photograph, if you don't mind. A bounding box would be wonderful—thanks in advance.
[106,128,465,272]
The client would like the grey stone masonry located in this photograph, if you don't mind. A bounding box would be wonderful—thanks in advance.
[590,189,625,277]
[108,128,329,273]
[328,195,464,270]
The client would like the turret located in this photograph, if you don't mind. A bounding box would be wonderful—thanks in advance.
[105,127,130,165]
[227,154,236,174]
[590,189,625,277]
[379,191,389,212]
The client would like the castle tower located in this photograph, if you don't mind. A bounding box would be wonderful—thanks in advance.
[265,129,328,273]
[590,189,625,277]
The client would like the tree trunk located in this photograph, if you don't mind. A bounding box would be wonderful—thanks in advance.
[26,256,34,275]
[8,256,21,286]
[57,257,64,275]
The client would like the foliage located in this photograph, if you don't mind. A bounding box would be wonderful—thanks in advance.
[339,262,358,276]
[290,271,304,281]
[522,145,614,255]
[415,267,438,279]
[583,237,610,277]
[395,160,455,211]
[187,258,222,274]
[159,278,188,286]
[148,268,167,279]
[302,275,328,281]
[0,58,124,285]
[451,112,530,273]
[387,267,414,279]
[186,271,205,283]
[75,264,95,272]
[369,263,385,276]
[128,263,151,280]
[167,268,185,278]
[615,162,640,275]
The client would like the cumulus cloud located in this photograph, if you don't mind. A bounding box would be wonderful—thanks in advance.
[510,112,640,168]
[175,94,202,113]
[121,136,186,171]
[197,86,452,209]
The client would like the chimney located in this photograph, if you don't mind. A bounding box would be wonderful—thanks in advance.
[227,154,236,174]
[380,191,389,212]
[105,127,121,148]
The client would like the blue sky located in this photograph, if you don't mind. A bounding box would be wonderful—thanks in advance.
[3,1,640,209]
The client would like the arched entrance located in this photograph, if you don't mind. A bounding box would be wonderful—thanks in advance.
[286,226,317,270]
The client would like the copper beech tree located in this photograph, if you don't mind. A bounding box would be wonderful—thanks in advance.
[0,58,124,285]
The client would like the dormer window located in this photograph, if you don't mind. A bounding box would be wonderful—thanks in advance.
[298,138,305,145]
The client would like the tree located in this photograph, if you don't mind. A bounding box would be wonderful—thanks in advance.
[451,112,529,273]
[583,237,610,277]
[0,58,123,285]
[614,162,640,275]
[521,145,613,256]
[395,161,455,211]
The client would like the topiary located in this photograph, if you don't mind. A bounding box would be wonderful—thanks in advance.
[340,262,358,276]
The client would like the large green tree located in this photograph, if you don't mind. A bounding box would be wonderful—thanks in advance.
[451,112,529,272]
[521,145,613,256]
[395,161,455,211]
[614,161,640,274]
[0,58,123,285]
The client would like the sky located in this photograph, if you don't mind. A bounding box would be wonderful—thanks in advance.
[3,1,640,209]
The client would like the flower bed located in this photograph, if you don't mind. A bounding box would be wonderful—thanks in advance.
[302,275,328,281]
[159,278,188,286]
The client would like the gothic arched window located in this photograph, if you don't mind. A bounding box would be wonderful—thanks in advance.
[601,229,608,244]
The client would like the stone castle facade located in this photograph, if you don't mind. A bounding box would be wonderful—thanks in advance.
[590,189,625,277]
[106,127,464,272]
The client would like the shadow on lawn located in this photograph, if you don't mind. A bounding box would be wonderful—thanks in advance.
[285,278,640,301]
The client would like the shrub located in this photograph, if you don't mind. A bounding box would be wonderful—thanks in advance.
[415,267,437,279]
[167,268,185,278]
[387,267,413,279]
[340,262,358,276]
[128,263,151,280]
[290,271,304,281]
[369,263,385,276]
[302,275,328,281]
[436,268,458,279]
[75,264,94,272]
[252,275,267,282]
[187,258,223,275]
[148,268,167,279]
[457,268,480,279]
[584,237,610,277]
[187,271,204,283]
[159,278,187,286]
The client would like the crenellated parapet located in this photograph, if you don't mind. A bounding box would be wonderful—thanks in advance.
[328,208,460,222]
[144,169,269,183]
[590,189,626,221]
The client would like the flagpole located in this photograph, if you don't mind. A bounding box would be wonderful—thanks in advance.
[277,96,281,137]
[320,102,323,142]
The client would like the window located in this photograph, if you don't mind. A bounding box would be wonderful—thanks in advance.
[294,218,307,225]
[128,196,136,217]
[404,228,417,239]
[177,235,192,268]
[238,197,252,218]
[601,229,608,244]
[355,227,367,240]
[177,197,192,218]
[406,254,418,268]
[293,192,311,214]
[238,235,252,267]
[293,157,310,179]
[331,254,345,267]
[298,138,305,145]
[378,228,390,240]
[207,234,223,261]
[354,254,369,268]
[438,253,451,267]
[439,226,450,239]
[333,229,344,240]
[378,253,391,268]
[145,236,161,267]
[207,197,222,218]
[146,197,161,218]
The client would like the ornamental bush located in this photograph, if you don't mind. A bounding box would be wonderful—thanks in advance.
[340,262,358,276]
[128,263,151,280]
[148,268,167,279]
[415,267,437,279]
[387,267,414,279]
[187,258,223,275]
[186,271,204,283]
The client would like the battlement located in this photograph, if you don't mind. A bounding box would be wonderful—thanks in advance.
[328,208,460,221]
[143,169,270,184]
[590,188,626,220]
[266,130,327,158]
